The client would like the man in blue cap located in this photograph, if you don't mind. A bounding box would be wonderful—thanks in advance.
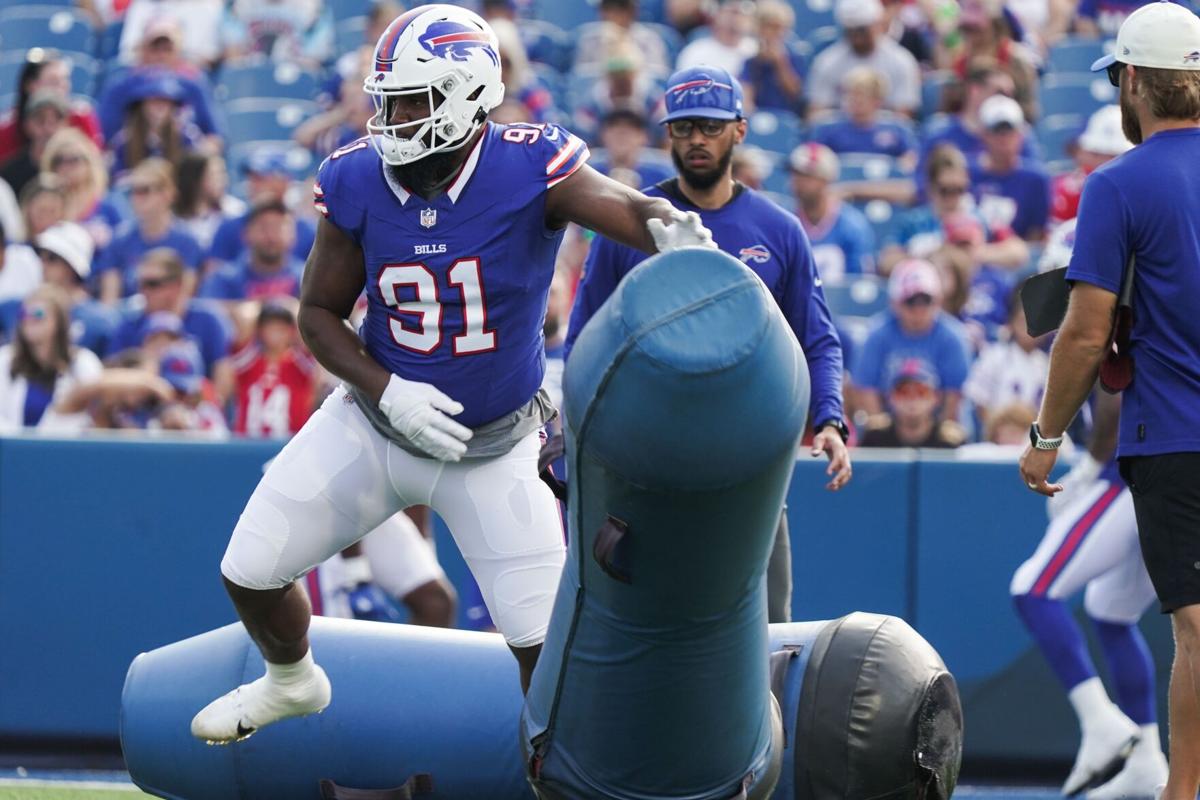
[566,65,852,623]
[1020,2,1200,795]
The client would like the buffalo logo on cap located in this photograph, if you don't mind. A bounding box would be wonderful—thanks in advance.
[669,78,732,98]
[418,20,498,66]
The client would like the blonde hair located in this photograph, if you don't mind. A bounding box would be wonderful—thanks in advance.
[757,0,795,28]
[130,157,177,199]
[842,66,887,100]
[40,127,108,219]
[984,402,1036,444]
[1137,67,1200,121]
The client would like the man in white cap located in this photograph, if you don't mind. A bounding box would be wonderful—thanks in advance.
[970,94,1051,242]
[1051,105,1134,225]
[788,142,877,281]
[34,221,119,357]
[806,0,921,117]
[1019,3,1200,795]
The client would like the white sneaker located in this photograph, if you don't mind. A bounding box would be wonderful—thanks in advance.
[1085,738,1169,800]
[1064,711,1141,795]
[190,665,331,745]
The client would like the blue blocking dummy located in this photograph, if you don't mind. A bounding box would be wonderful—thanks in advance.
[520,248,809,800]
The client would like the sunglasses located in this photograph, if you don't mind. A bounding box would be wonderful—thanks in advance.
[892,381,936,399]
[667,118,732,138]
[130,183,160,196]
[902,293,934,307]
[1106,61,1125,88]
[935,184,968,198]
[20,305,49,321]
[52,153,83,168]
[139,275,175,290]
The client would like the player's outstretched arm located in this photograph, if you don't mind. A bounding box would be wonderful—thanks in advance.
[545,165,680,254]
[297,218,392,405]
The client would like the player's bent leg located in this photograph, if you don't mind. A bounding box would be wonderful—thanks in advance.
[194,389,407,745]
[427,430,566,692]
[360,511,456,627]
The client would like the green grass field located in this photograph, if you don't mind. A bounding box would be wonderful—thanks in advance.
[0,783,152,798]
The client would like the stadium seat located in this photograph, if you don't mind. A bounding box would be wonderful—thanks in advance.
[97,19,123,62]
[530,0,595,31]
[641,21,684,64]
[744,109,802,158]
[821,273,889,319]
[217,59,322,103]
[1040,72,1117,117]
[762,162,792,195]
[0,49,96,100]
[805,25,841,57]
[789,0,837,34]
[853,198,904,245]
[1036,112,1085,160]
[637,0,668,23]
[224,98,319,146]
[1047,36,1109,75]
[529,63,568,110]
[921,70,955,119]
[520,20,572,73]
[328,0,377,25]
[335,16,369,57]
[836,152,905,182]
[0,5,96,61]
[227,142,315,187]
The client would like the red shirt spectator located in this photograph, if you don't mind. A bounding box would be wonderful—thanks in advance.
[0,54,102,164]
[231,303,316,438]
[1049,105,1132,224]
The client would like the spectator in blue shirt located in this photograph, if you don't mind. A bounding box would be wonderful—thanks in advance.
[588,110,674,189]
[33,222,120,357]
[206,149,316,272]
[740,0,807,114]
[969,94,1051,242]
[853,257,972,422]
[811,66,918,165]
[107,71,205,178]
[201,200,305,302]
[789,142,877,281]
[98,16,222,145]
[97,158,202,305]
[110,248,233,400]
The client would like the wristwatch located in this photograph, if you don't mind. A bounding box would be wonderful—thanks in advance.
[1029,422,1064,451]
[817,419,850,444]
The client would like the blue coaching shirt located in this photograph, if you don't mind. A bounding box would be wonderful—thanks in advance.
[315,123,589,429]
[1067,127,1200,457]
[567,180,845,428]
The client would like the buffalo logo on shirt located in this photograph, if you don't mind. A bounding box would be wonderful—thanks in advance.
[418,21,499,67]
[738,245,771,264]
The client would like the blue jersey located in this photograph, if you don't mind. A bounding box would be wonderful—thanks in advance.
[199,254,307,301]
[111,301,232,375]
[917,117,1041,195]
[970,158,1051,239]
[567,181,845,428]
[95,221,203,298]
[315,123,589,428]
[853,310,972,395]
[208,213,316,267]
[799,200,877,280]
[811,115,917,159]
[1067,127,1200,457]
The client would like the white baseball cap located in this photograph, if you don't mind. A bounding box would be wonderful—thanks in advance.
[1077,105,1132,155]
[835,0,883,28]
[788,142,841,182]
[979,94,1025,130]
[1091,0,1200,72]
[36,222,94,280]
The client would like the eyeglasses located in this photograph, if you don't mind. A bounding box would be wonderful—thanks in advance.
[935,184,968,198]
[902,293,934,307]
[1106,61,1125,88]
[667,118,732,139]
[139,275,174,290]
[130,183,160,196]
[51,153,83,169]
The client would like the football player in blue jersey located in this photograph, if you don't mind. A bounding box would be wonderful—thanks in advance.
[566,65,852,624]
[191,4,714,745]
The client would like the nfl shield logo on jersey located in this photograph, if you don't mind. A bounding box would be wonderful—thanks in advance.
[420,208,437,228]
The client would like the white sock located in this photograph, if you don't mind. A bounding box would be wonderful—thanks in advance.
[265,650,317,689]
[1069,676,1115,731]
[1135,723,1162,755]
[339,555,373,588]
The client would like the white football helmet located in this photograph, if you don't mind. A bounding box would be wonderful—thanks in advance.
[364,4,505,166]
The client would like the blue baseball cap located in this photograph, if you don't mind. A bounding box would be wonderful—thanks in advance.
[659,65,745,124]
[159,342,204,395]
[242,148,291,177]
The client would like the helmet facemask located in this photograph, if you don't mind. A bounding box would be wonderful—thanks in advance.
[364,69,495,166]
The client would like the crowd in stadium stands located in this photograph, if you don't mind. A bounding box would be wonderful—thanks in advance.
[0,0,1173,450]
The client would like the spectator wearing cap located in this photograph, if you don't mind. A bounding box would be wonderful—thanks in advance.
[964,285,1050,426]
[969,94,1050,241]
[739,0,808,114]
[881,143,1029,272]
[200,201,305,302]
[108,71,205,177]
[0,91,69,197]
[807,0,922,117]
[206,150,316,272]
[97,158,202,305]
[98,16,222,146]
[32,222,120,357]
[1050,105,1133,225]
[110,248,232,389]
[852,257,972,422]
[231,301,318,438]
[590,110,675,189]
[0,218,42,306]
[677,0,759,76]
[0,50,103,166]
[173,152,246,253]
[917,58,1042,196]
[789,142,877,281]
[41,128,125,253]
[858,358,967,447]
[156,339,227,434]
[574,0,671,76]
[811,67,918,164]
[117,0,225,68]
[0,284,102,433]
[572,37,666,146]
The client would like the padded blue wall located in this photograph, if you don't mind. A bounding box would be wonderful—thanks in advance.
[0,437,1170,769]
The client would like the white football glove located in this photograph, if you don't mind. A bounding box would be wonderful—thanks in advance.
[647,210,717,253]
[377,374,473,462]
[1046,452,1102,520]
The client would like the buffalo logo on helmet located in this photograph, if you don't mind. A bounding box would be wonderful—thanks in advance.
[418,19,499,67]
[738,245,771,264]
[669,78,732,99]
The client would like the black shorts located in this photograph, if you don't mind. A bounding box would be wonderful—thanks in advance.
[1120,452,1200,614]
